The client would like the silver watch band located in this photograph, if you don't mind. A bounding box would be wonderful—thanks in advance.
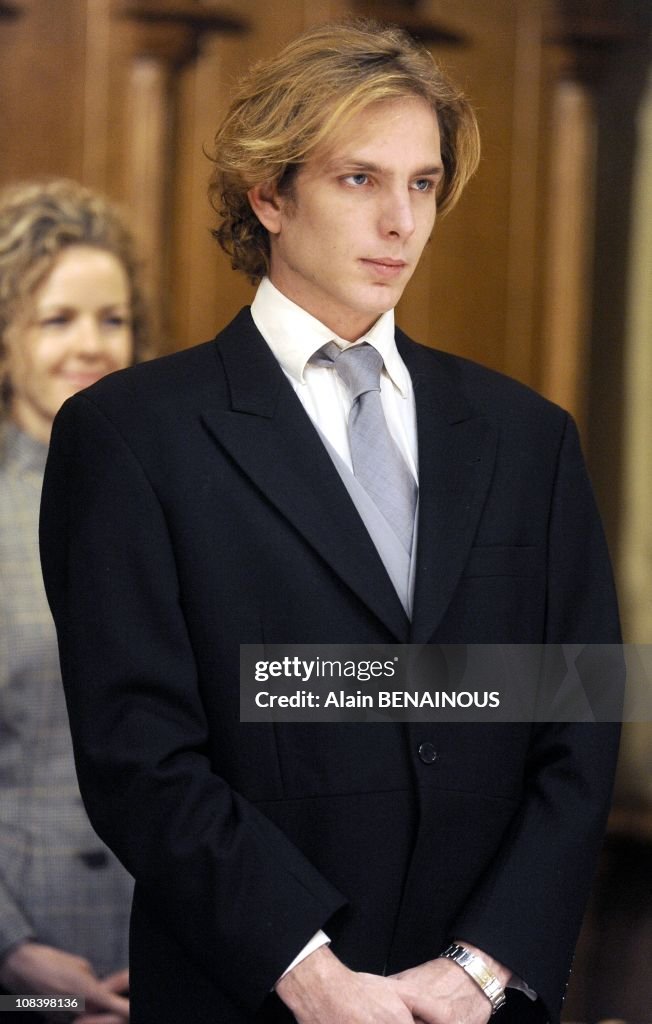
[439,943,507,1014]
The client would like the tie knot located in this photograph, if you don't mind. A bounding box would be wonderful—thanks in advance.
[313,342,383,402]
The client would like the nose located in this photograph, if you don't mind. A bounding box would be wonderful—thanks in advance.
[379,187,416,239]
[72,317,104,358]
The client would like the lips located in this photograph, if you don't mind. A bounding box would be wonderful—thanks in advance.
[362,257,407,279]
[365,257,406,268]
[59,371,108,389]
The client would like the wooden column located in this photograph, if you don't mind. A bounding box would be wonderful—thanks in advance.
[119,1,246,338]
[540,31,598,430]
[83,0,113,192]
[503,0,546,388]
[620,65,652,643]
[541,14,634,431]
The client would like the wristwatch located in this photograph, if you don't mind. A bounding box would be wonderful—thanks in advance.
[439,942,507,1014]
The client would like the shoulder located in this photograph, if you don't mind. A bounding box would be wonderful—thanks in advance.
[60,308,257,426]
[397,330,570,437]
[85,337,222,410]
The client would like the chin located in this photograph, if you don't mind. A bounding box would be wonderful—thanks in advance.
[367,283,403,307]
[55,385,85,408]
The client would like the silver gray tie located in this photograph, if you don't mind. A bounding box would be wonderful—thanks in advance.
[313,342,417,554]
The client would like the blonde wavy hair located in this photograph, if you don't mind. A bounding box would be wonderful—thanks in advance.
[209,19,481,282]
[0,178,148,405]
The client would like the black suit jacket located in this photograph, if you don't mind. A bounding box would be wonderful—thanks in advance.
[40,309,621,1024]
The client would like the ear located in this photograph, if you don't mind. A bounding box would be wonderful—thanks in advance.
[247,182,284,235]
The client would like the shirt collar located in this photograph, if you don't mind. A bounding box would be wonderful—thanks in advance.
[250,277,410,397]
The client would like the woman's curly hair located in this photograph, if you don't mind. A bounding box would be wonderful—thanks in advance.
[0,178,148,404]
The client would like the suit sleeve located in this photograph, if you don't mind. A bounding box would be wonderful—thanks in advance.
[450,413,622,1023]
[39,394,347,1013]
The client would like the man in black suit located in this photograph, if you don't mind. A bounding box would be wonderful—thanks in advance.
[40,20,621,1024]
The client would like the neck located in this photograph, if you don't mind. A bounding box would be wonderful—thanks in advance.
[9,403,52,446]
[264,275,386,342]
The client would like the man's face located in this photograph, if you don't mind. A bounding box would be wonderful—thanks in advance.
[249,97,443,341]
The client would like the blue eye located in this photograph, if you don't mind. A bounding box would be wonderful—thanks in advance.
[345,173,369,186]
[412,179,434,192]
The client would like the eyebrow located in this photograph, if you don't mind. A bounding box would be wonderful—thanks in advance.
[36,302,131,315]
[327,158,445,179]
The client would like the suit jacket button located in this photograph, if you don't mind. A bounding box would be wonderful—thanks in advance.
[418,742,438,764]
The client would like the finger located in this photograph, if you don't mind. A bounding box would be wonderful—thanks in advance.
[101,968,129,994]
[83,984,130,1018]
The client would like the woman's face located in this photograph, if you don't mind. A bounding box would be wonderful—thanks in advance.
[5,245,133,443]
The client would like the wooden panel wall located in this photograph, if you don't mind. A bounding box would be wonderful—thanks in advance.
[0,0,551,380]
[0,1,87,181]
[0,0,647,479]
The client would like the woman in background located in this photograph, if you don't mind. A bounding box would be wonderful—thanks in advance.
[0,179,148,1023]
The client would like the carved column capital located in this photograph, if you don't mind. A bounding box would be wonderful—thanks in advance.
[546,12,640,88]
[119,0,247,68]
[352,0,466,45]
[0,2,22,19]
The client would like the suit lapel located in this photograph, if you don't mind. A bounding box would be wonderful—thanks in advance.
[202,311,410,641]
[397,333,497,644]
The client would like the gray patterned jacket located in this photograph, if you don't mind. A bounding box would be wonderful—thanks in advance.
[0,423,132,977]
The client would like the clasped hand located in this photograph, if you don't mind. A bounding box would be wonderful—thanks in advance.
[276,946,494,1024]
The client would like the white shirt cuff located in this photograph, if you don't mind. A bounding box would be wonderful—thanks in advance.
[276,929,330,984]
